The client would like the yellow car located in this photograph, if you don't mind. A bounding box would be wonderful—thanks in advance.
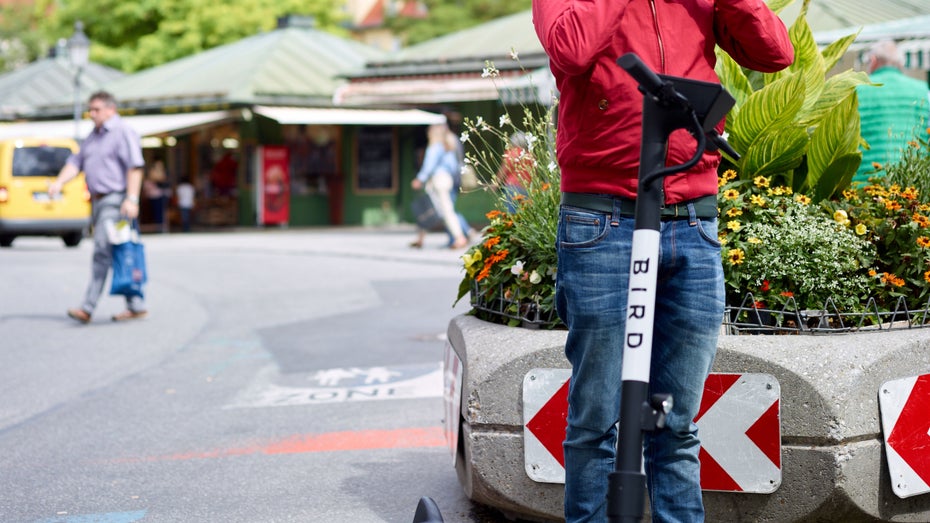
[0,138,90,247]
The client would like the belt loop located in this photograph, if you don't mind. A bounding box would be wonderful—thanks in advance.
[687,202,697,226]
[610,199,621,227]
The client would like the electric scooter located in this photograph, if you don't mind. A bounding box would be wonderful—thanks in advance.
[607,53,738,523]
[412,53,739,523]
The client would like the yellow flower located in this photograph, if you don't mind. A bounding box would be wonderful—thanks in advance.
[748,237,762,244]
[462,249,483,277]
[727,248,745,265]
[725,208,743,217]
[855,223,867,236]
[768,186,785,196]
[722,169,738,182]
[718,234,728,245]
[925,270,930,284]
[833,210,850,226]
[842,189,858,201]
[750,195,766,207]
[727,220,741,232]
[794,194,811,205]
[902,187,919,201]
[912,213,930,228]
[753,176,770,188]
[918,236,930,248]
[723,189,740,200]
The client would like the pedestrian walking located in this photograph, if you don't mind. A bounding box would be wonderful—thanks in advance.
[410,123,468,249]
[48,90,148,323]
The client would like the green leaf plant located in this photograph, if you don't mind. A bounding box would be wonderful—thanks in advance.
[715,0,871,202]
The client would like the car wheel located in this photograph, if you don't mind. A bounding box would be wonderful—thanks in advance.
[0,235,14,248]
[62,232,83,247]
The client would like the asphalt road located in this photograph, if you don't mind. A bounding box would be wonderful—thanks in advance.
[0,227,509,523]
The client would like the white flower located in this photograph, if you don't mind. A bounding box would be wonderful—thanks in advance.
[529,270,542,284]
[460,131,469,143]
[499,114,511,127]
[482,61,499,78]
[548,160,558,172]
[547,266,558,279]
[509,48,519,61]
[525,133,538,147]
[510,260,525,276]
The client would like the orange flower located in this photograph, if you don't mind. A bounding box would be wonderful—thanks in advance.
[476,265,492,282]
[881,272,905,287]
[925,270,930,284]
[483,236,501,250]
[780,291,794,298]
[913,213,930,228]
[884,199,902,211]
[541,183,551,191]
[917,236,930,248]
[486,210,503,220]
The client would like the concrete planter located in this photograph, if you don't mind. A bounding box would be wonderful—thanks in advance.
[447,314,930,522]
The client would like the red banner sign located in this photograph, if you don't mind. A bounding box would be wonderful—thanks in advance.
[260,146,289,225]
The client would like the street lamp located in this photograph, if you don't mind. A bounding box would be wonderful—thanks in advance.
[67,21,90,141]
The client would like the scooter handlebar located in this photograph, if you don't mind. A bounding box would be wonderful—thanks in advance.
[616,53,666,97]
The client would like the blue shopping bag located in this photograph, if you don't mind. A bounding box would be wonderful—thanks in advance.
[109,220,147,298]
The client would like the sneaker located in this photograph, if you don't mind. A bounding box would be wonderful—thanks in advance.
[111,310,148,322]
[67,308,91,324]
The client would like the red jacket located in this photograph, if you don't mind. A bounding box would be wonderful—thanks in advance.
[533,0,794,203]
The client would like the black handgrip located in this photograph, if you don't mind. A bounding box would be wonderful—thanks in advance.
[617,53,665,96]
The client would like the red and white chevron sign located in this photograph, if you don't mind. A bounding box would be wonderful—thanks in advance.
[695,373,781,493]
[523,370,781,492]
[879,374,930,498]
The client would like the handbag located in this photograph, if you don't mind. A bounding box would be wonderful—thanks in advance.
[412,193,443,231]
[109,219,147,298]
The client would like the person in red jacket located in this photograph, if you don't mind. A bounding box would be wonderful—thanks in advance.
[533,1,794,521]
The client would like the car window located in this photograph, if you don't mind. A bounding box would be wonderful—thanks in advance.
[12,146,72,177]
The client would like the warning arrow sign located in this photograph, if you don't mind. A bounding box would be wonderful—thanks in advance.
[522,369,781,493]
[694,373,781,493]
[880,374,930,498]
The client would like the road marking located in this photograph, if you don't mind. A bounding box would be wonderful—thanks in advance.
[33,510,147,523]
[107,427,446,464]
[226,363,442,408]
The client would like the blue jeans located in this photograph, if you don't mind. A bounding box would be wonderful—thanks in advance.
[555,200,724,523]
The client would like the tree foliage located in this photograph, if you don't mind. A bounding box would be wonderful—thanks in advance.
[0,4,47,72]
[33,0,347,72]
[386,0,531,46]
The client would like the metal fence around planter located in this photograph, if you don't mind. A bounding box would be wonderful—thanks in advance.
[470,281,563,330]
[471,282,930,335]
[724,293,930,335]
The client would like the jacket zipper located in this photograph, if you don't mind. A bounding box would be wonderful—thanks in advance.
[649,0,668,205]
[649,0,666,73]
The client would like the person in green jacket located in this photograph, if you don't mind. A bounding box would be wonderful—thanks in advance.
[855,39,930,184]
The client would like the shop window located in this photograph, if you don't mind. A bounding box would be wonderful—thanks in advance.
[286,124,338,195]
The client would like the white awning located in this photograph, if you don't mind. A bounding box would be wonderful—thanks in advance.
[253,106,447,125]
[0,110,238,141]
